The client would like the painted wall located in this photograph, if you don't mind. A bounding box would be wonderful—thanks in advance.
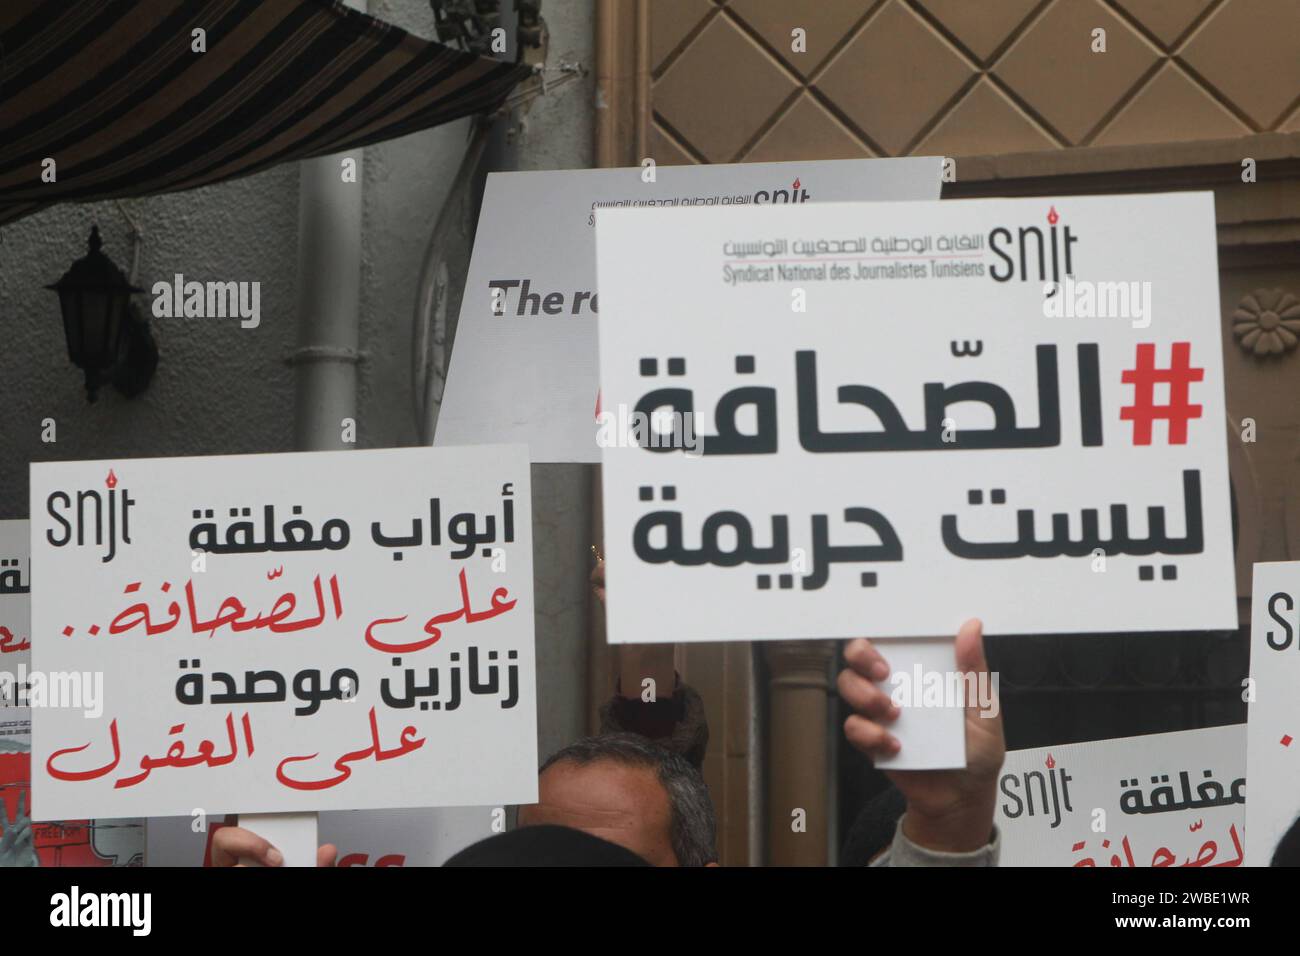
[0,0,595,777]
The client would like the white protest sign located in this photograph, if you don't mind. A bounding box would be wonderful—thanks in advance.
[29,446,537,820]
[0,520,30,717]
[0,520,34,863]
[1,520,145,867]
[596,193,1235,643]
[1246,560,1300,865]
[997,725,1245,867]
[435,158,942,462]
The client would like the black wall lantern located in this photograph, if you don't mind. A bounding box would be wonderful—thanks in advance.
[45,225,158,401]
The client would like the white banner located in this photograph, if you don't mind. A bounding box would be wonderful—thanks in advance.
[29,446,537,820]
[596,192,1235,642]
[435,158,942,462]
[1,519,145,867]
[0,519,34,862]
[997,726,1245,867]
[0,519,30,721]
[1246,560,1300,865]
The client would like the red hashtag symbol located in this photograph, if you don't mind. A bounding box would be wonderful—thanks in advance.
[1119,342,1204,445]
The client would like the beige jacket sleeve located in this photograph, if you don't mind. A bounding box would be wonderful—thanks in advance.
[869,815,1000,867]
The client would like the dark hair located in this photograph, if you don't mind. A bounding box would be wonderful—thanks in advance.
[445,824,651,867]
[539,733,718,866]
[1272,814,1300,866]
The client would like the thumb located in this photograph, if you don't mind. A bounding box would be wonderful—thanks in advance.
[954,617,986,676]
[954,617,997,718]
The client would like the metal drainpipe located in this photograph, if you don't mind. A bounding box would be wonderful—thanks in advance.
[290,0,366,453]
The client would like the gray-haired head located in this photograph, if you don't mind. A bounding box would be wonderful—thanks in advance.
[539,733,718,866]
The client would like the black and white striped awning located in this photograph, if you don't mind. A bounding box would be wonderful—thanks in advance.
[0,0,530,224]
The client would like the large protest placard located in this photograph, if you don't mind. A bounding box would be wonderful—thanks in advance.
[595,193,1235,643]
[1246,560,1300,865]
[1,520,144,866]
[28,446,536,820]
[435,157,941,462]
[997,726,1245,867]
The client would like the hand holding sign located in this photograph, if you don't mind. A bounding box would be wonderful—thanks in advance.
[838,619,1005,852]
[209,824,337,868]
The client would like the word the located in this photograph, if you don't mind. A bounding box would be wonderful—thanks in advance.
[488,279,597,316]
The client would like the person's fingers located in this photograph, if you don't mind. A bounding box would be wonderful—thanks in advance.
[843,714,900,758]
[836,668,899,721]
[843,638,890,681]
[589,559,604,587]
[317,843,338,868]
[210,826,283,868]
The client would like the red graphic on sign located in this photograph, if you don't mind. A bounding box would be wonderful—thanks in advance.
[339,852,406,867]
[0,753,131,866]
[105,469,118,489]
[1119,342,1204,445]
[0,624,30,654]
[1047,205,1059,225]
